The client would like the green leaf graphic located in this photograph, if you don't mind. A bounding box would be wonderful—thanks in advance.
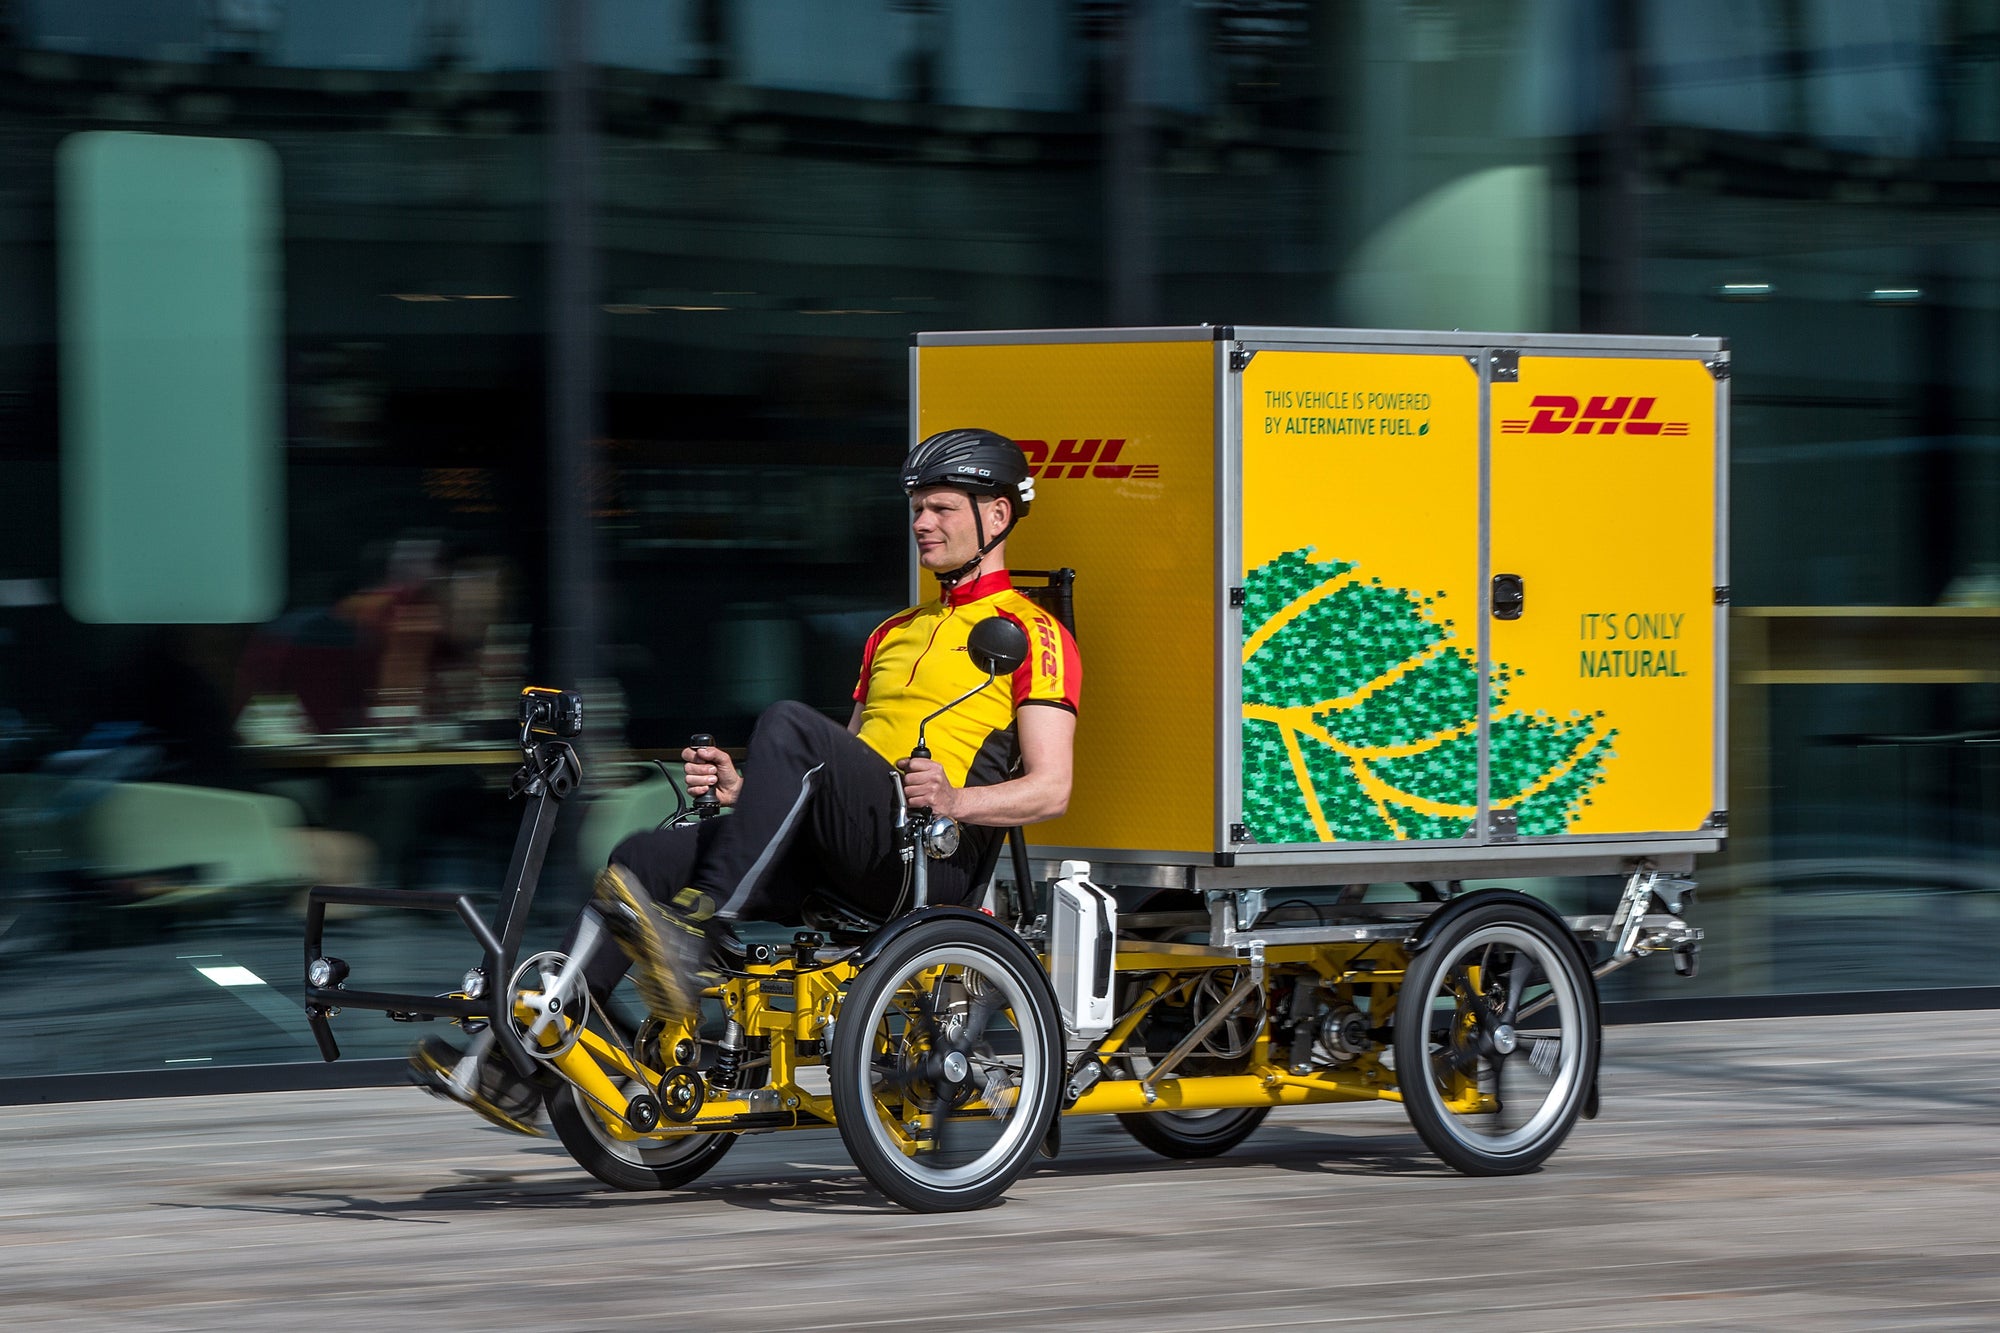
[1240,547,1616,843]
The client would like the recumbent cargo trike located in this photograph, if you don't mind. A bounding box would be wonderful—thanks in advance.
[304,324,1723,1211]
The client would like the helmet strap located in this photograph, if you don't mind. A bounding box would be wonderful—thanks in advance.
[936,496,1016,593]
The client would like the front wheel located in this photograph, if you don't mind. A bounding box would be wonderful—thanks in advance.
[830,917,1062,1212]
[1392,900,1598,1175]
[547,1078,736,1192]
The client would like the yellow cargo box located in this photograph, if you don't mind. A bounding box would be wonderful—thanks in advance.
[913,327,1728,884]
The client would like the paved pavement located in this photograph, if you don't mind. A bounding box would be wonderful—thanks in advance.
[3,1011,1997,1330]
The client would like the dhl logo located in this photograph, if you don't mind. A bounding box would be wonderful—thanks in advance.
[1016,438,1159,480]
[1030,613,1061,676]
[1499,396,1689,437]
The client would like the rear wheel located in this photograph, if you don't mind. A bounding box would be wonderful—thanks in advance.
[1392,901,1598,1175]
[830,917,1061,1212]
[1114,963,1268,1160]
[547,1076,735,1192]
[1118,1105,1270,1159]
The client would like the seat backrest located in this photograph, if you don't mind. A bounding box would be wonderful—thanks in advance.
[976,567,1078,919]
[1010,567,1077,639]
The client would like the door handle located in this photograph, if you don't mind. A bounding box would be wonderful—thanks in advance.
[1491,573,1524,620]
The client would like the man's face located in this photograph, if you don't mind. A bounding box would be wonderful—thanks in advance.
[911,485,1008,573]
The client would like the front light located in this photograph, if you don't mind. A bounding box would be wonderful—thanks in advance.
[461,967,487,1000]
[307,956,349,989]
[924,814,961,859]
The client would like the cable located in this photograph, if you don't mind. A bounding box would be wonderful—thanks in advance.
[1273,896,1332,925]
[648,758,693,831]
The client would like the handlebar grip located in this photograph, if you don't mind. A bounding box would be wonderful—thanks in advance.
[689,733,722,817]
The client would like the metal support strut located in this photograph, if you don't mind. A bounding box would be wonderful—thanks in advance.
[1140,943,1265,1103]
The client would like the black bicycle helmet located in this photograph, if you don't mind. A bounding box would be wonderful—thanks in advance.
[901,428,1034,517]
[902,428,1035,588]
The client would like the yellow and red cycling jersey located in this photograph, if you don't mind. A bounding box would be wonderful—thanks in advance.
[853,570,1081,789]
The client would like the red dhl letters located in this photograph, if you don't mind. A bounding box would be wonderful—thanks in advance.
[1016,438,1160,480]
[1033,615,1059,676]
[1500,396,1689,437]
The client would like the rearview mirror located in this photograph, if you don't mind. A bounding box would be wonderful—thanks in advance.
[967,616,1029,677]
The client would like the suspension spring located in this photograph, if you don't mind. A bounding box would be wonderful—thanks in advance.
[710,1019,745,1090]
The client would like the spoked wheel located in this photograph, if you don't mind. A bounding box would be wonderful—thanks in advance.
[829,917,1061,1212]
[1393,900,1599,1175]
[1114,969,1268,1159]
[547,1073,735,1192]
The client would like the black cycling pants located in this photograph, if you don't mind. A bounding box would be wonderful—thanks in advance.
[568,700,994,995]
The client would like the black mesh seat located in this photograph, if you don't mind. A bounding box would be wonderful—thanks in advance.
[976,568,1076,924]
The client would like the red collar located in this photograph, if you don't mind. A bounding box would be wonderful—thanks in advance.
[941,569,1014,607]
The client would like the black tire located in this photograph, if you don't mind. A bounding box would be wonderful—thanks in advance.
[830,917,1062,1212]
[547,1079,736,1192]
[1111,946,1266,1161]
[1117,1106,1270,1159]
[1392,901,1598,1175]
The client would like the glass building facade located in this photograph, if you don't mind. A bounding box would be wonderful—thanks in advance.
[1,0,1995,1088]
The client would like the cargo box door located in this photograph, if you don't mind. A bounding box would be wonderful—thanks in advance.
[1238,350,1484,847]
[1487,355,1721,839]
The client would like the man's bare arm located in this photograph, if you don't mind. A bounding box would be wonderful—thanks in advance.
[898,704,1074,826]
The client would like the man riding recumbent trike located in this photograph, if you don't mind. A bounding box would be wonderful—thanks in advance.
[304,326,1721,1211]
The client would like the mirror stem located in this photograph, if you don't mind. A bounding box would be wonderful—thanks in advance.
[912,669,999,761]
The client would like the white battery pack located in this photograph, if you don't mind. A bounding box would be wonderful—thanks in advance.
[1049,859,1116,1039]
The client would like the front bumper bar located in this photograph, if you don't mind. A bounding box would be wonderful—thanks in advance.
[302,884,533,1075]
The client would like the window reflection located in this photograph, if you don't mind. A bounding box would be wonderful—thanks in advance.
[0,1,1996,1085]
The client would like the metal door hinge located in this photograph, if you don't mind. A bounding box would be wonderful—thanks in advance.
[1228,586,1246,608]
[1229,344,1256,373]
[1714,585,1731,605]
[1487,808,1518,842]
[1489,349,1519,382]
[1702,809,1729,832]
[1229,822,1251,843]
[1706,357,1731,380]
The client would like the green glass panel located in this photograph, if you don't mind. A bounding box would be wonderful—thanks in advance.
[59,131,283,624]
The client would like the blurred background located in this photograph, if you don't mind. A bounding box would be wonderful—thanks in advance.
[1,0,1995,1084]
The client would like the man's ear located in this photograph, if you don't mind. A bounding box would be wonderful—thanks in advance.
[990,495,1013,530]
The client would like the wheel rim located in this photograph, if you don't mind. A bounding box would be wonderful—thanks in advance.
[569,1082,716,1169]
[849,945,1044,1192]
[1414,923,1584,1157]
